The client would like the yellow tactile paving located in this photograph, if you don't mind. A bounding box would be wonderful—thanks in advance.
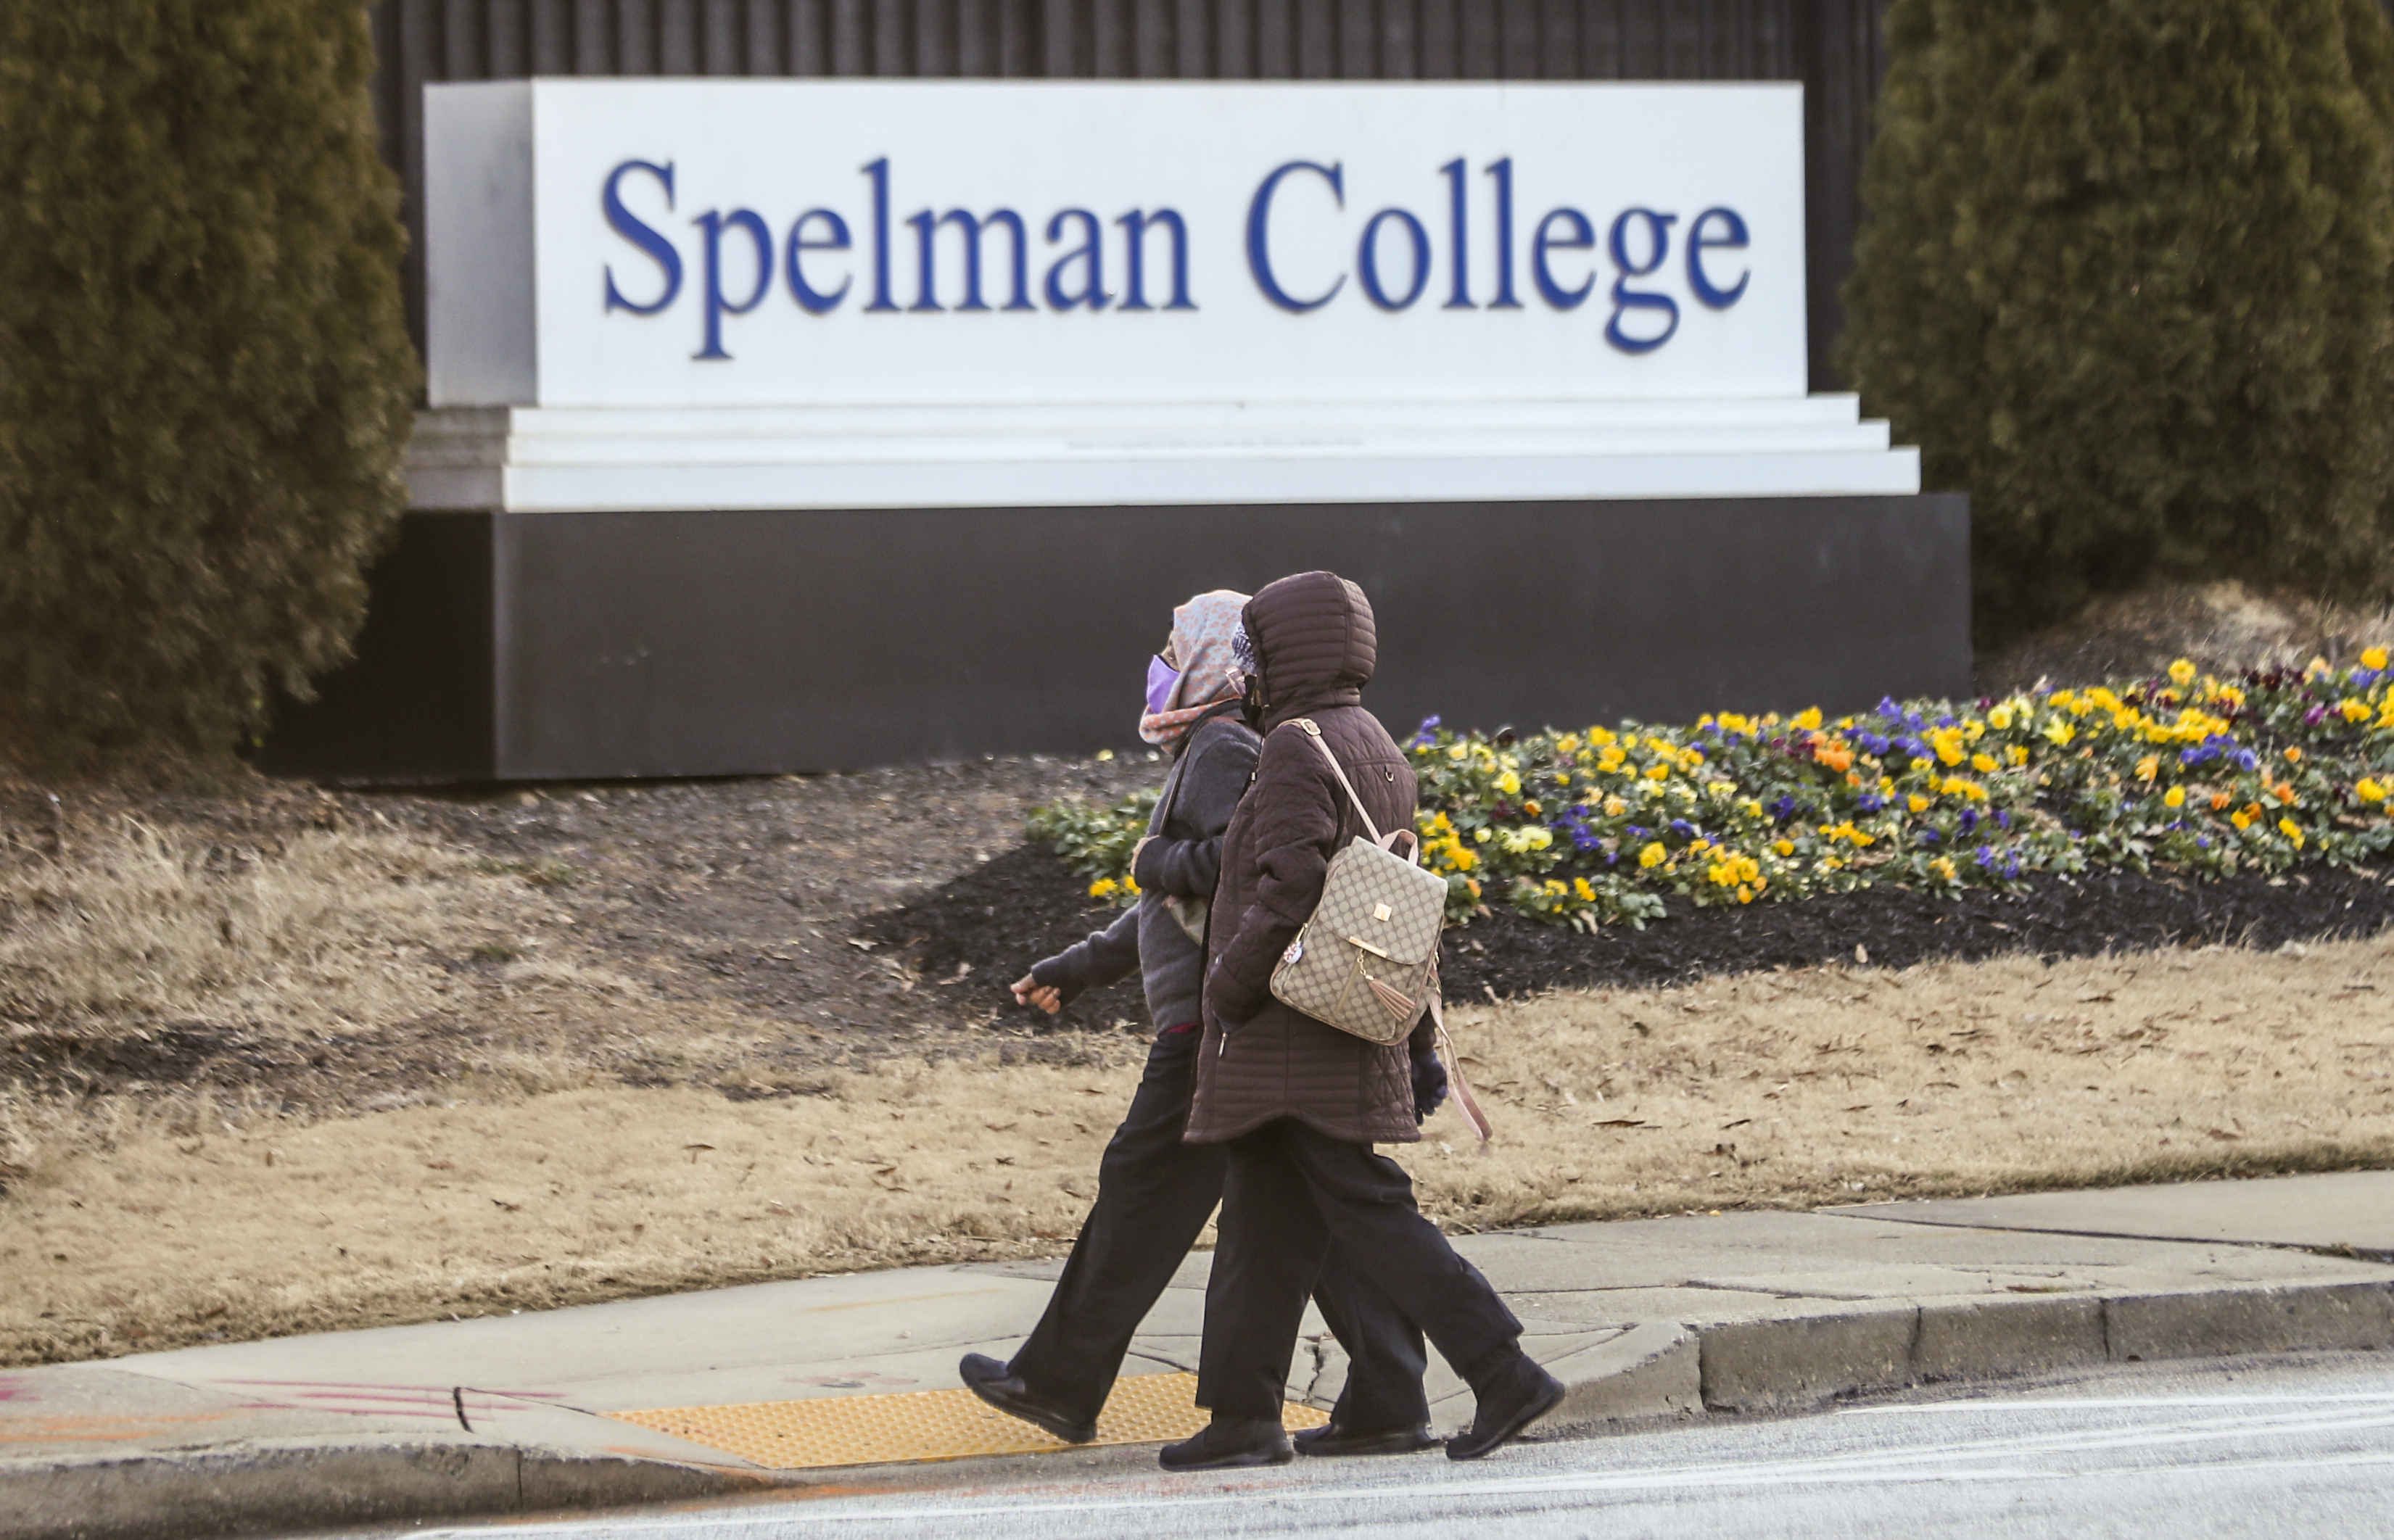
[606,1372,1328,1470]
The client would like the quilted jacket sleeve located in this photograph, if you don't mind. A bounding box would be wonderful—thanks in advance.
[1205,728,1340,1027]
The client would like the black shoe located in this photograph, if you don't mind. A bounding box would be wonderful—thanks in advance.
[1446,1359,1565,1461]
[1292,1420,1440,1457]
[959,1352,1097,1444]
[1158,1416,1295,1470]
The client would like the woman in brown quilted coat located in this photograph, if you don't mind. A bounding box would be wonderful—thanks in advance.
[1161,570,1564,1471]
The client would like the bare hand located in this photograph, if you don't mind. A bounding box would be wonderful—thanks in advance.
[1011,972,1062,1014]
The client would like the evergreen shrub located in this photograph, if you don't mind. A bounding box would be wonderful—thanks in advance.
[0,0,418,769]
[1840,0,2394,640]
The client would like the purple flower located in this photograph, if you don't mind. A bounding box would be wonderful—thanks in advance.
[1406,716,1442,748]
[1918,829,1941,844]
[1667,819,1698,839]
[1973,844,1996,867]
[1995,810,2012,831]
[1959,808,1979,833]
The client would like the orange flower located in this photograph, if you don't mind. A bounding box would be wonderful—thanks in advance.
[2210,791,2232,811]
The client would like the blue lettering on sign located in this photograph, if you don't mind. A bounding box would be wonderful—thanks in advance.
[1686,206,1751,309]
[784,209,851,315]
[1358,208,1430,311]
[1606,208,1680,355]
[593,157,1750,356]
[1246,160,1346,313]
[1530,207,1596,311]
[602,160,682,315]
[693,208,772,360]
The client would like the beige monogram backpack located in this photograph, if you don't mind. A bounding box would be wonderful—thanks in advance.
[1268,719,1491,1140]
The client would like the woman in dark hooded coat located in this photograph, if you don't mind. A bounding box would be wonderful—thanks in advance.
[962,589,1437,1457]
[1162,571,1564,1471]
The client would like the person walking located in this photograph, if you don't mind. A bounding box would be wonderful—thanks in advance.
[1162,571,1564,1473]
[961,589,1439,1459]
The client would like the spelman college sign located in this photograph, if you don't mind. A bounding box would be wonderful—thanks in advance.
[416,80,1915,508]
[268,81,1957,784]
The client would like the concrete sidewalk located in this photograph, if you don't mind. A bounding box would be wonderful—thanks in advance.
[7,1170,2393,1540]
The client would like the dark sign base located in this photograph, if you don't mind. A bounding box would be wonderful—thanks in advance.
[259,495,1970,785]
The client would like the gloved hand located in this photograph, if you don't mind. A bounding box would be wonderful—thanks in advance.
[1411,1042,1449,1123]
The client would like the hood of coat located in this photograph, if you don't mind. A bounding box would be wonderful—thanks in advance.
[1241,571,1377,730]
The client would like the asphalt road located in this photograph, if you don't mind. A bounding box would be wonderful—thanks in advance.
[400,1354,2394,1540]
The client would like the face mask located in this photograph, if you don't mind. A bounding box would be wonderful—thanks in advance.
[1145,654,1181,716]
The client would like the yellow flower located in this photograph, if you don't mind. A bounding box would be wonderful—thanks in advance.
[1555,734,1582,755]
[2231,809,2253,830]
[1736,884,1754,904]
[1448,845,1478,872]
[1638,842,1667,869]
[1497,770,1521,795]
[1773,839,1796,857]
[1929,856,1958,882]
[2285,747,2303,764]
[1089,877,1118,898]
[2279,817,2305,849]
[1447,745,1467,761]
[1644,763,1670,781]
[1597,745,1627,772]
[2362,646,2389,671]
[2044,721,2076,747]
[2168,658,2196,687]
[1544,879,1567,896]
[1970,753,1999,774]
[2341,699,2372,724]
[1794,707,1823,731]
[1573,877,1597,902]
[2135,755,2159,782]
[2007,745,2031,766]
[2163,786,2185,808]
[1602,795,1628,817]
[2358,778,2387,804]
[1908,793,1931,813]
[1987,704,2015,730]
[1523,799,1541,817]
[1474,827,1492,843]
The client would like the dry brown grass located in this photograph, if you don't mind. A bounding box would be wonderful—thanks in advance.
[3,930,2390,1367]
[0,817,526,1041]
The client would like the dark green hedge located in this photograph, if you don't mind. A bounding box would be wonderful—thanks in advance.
[0,1,418,769]
[1841,0,2394,642]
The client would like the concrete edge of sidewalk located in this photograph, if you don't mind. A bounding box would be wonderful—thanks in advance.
[10,1275,2394,1540]
[0,1438,801,1540]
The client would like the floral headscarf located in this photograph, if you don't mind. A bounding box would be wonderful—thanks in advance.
[1139,589,1249,750]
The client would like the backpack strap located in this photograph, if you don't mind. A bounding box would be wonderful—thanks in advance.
[1288,718,1419,861]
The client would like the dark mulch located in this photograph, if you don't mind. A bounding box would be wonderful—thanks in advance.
[862,844,1149,1032]
[1435,862,2394,999]
[867,845,2394,1016]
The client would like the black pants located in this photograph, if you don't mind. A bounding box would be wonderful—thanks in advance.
[1010,1028,1429,1430]
[1197,1117,1524,1423]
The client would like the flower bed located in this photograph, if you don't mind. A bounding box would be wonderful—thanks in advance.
[1033,654,2394,931]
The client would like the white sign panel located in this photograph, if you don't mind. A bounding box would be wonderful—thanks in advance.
[429,80,1807,410]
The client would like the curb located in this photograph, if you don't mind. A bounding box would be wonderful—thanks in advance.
[0,1441,791,1540]
[7,1278,2391,1539]
[1556,1278,2394,1425]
